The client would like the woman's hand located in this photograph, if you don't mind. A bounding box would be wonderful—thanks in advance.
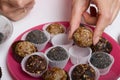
[69,0,120,45]
[85,0,120,45]
[69,0,90,39]
[0,0,35,21]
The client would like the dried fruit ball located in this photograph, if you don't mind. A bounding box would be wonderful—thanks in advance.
[71,64,95,80]
[25,55,47,74]
[73,25,93,47]
[12,40,37,62]
[42,67,69,80]
[90,37,112,53]
[46,23,65,35]
[90,52,112,69]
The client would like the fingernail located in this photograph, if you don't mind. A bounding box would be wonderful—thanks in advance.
[93,36,100,45]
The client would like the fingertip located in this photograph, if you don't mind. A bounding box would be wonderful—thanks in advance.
[68,30,72,40]
[93,27,103,45]
[93,36,100,45]
[68,26,76,40]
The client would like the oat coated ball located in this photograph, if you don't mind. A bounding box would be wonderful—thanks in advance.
[73,25,93,47]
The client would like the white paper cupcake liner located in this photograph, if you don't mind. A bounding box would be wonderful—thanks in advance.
[69,45,92,65]
[21,52,48,78]
[69,63,100,80]
[45,45,70,69]
[21,30,50,51]
[88,52,114,75]
[42,23,66,40]
[51,33,73,50]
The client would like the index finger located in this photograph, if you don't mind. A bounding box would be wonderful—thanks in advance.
[68,3,83,39]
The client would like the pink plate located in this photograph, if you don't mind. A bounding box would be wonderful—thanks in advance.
[7,22,120,80]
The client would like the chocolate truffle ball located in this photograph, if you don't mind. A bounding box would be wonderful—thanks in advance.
[0,67,2,78]
[12,40,37,62]
[25,55,47,74]
[90,37,112,53]
[73,25,93,47]
[42,67,69,80]
[25,30,47,44]
[46,23,65,35]
[71,64,95,80]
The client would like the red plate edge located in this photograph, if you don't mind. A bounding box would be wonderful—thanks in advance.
[6,21,120,80]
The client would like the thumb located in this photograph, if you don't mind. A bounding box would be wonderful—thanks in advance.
[83,6,98,25]
[93,14,109,45]
[83,12,97,25]
[68,4,82,39]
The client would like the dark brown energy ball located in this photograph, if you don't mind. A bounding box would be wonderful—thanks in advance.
[12,40,38,63]
[73,25,93,47]
[90,37,112,53]
[42,67,69,80]
[46,23,65,35]
[0,67,2,78]
[71,64,95,80]
[25,55,47,74]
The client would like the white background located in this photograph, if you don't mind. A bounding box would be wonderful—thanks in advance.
[0,0,120,80]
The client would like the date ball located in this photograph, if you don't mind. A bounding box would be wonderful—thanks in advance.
[46,23,65,35]
[42,67,69,80]
[71,64,95,80]
[90,37,112,54]
[73,25,93,47]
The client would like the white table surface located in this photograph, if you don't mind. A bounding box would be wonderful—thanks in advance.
[0,0,120,80]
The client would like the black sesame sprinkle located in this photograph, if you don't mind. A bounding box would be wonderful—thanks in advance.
[90,52,112,69]
[47,46,68,61]
[26,30,47,44]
